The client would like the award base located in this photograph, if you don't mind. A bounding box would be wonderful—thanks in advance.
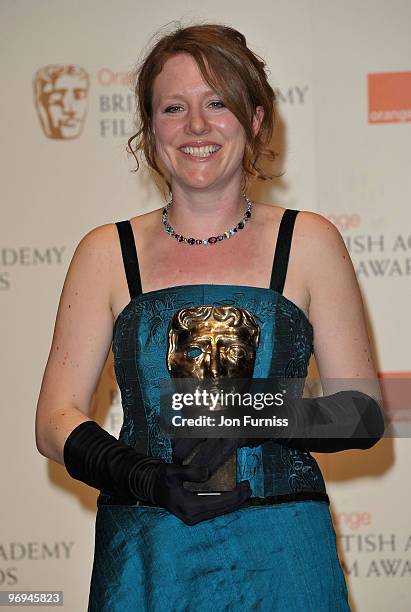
[182,443,237,492]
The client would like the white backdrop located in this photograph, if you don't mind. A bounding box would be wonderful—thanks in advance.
[1,1,410,610]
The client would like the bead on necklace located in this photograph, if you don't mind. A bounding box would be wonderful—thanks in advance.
[162,195,253,246]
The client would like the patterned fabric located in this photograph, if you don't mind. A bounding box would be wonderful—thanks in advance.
[98,284,326,503]
[89,285,349,610]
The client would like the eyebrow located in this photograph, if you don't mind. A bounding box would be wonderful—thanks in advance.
[158,89,218,101]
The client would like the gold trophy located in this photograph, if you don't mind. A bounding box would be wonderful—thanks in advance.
[167,305,260,491]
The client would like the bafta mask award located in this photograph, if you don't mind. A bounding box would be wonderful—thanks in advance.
[167,305,260,492]
[33,65,90,140]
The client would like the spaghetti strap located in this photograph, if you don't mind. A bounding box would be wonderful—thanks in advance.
[115,220,142,299]
[269,209,300,294]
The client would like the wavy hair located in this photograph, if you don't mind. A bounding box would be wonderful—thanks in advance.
[127,23,279,191]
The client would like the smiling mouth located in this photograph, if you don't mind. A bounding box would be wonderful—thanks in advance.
[179,144,222,157]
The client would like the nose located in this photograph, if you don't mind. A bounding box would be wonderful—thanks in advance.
[63,90,76,115]
[186,106,209,135]
[208,345,220,380]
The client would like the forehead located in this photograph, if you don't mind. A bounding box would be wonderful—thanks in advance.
[152,53,211,99]
[175,320,252,337]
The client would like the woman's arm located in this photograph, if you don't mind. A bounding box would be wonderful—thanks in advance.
[302,211,382,399]
[35,223,116,464]
[268,211,385,451]
[36,223,252,524]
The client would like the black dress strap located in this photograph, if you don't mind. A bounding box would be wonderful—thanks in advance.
[115,220,142,299]
[269,209,300,294]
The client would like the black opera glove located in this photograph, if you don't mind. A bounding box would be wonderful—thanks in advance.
[172,436,269,477]
[279,389,386,453]
[172,437,207,464]
[186,390,385,476]
[63,420,252,526]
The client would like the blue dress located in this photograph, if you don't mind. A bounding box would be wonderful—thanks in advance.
[87,210,350,611]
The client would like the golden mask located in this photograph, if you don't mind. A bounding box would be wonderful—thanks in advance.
[167,305,260,405]
[167,305,260,491]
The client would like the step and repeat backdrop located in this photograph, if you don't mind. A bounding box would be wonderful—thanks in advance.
[1,1,410,610]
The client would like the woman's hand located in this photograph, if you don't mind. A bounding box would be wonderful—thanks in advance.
[173,437,268,477]
[151,463,251,525]
[63,420,252,526]
[172,437,207,463]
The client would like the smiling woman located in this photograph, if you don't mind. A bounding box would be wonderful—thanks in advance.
[151,53,253,194]
[35,21,384,612]
[127,24,277,192]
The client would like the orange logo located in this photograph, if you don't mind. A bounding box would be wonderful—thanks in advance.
[33,65,90,139]
[368,72,411,124]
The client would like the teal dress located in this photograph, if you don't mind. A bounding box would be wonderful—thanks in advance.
[87,210,350,611]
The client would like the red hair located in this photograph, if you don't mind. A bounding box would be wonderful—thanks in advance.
[127,23,279,190]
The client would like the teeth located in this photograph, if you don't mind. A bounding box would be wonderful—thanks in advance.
[180,144,221,156]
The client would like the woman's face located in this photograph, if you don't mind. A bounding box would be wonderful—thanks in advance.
[151,53,262,192]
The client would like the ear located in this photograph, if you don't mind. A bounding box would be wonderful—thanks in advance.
[252,106,264,136]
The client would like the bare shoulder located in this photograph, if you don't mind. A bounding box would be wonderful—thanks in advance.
[250,202,343,246]
[251,202,335,234]
[255,207,351,315]
[82,210,161,268]
[71,222,123,291]
[251,203,345,259]
[293,210,349,270]
[294,211,362,324]
[77,222,118,252]
[66,222,120,280]
[59,223,121,321]
[294,209,341,239]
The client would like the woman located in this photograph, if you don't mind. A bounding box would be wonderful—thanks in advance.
[35,24,383,611]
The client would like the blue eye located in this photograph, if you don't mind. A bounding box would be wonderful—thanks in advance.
[186,347,203,359]
[163,101,225,113]
[209,101,225,109]
[164,105,183,113]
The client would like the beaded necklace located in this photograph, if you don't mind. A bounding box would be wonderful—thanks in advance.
[162,195,252,246]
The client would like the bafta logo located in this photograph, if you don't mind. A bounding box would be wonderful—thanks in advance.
[33,65,90,139]
[167,305,260,409]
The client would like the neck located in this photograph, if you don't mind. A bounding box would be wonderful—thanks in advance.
[166,183,247,237]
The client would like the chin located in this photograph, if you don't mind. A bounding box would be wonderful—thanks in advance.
[176,173,220,191]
